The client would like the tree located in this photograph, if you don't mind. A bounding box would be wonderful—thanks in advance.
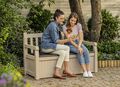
[90,0,102,42]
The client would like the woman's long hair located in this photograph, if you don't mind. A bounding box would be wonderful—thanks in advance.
[66,12,79,27]
[66,12,79,34]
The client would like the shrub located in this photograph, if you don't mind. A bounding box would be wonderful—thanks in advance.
[0,26,17,65]
[98,41,120,60]
[27,1,53,32]
[98,41,120,54]
[100,9,120,42]
[0,0,30,66]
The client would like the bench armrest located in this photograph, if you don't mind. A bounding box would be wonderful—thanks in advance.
[24,44,39,51]
[83,41,97,46]
[83,41,97,56]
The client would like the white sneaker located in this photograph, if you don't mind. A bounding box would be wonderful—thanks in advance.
[83,71,89,77]
[88,71,93,77]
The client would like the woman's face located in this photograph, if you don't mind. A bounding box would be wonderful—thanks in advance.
[56,15,65,24]
[69,17,77,27]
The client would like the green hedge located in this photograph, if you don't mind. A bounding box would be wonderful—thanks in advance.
[98,41,120,60]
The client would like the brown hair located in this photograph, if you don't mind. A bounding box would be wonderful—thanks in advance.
[66,12,79,27]
[66,27,72,34]
[53,9,64,21]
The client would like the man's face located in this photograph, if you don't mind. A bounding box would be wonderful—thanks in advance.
[56,15,65,25]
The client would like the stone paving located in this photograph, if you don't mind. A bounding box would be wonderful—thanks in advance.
[25,67,120,87]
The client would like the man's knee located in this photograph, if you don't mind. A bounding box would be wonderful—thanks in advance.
[64,45,70,51]
[58,50,66,56]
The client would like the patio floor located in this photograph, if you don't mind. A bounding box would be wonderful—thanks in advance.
[25,67,120,87]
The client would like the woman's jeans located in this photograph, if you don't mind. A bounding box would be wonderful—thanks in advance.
[68,43,90,64]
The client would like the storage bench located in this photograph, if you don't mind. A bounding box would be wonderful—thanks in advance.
[23,33,98,80]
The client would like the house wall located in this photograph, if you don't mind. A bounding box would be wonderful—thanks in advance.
[44,0,120,20]
[22,0,120,21]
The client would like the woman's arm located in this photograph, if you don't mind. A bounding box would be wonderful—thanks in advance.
[56,38,69,44]
[78,31,83,48]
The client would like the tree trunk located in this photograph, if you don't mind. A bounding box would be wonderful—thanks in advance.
[90,0,102,42]
[69,0,89,38]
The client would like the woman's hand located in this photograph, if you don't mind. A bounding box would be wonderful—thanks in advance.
[78,47,83,55]
[69,37,73,42]
[69,37,76,42]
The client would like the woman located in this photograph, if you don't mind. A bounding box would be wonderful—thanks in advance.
[63,12,93,77]
[41,9,75,79]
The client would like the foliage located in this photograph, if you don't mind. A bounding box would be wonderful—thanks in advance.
[0,0,30,66]
[0,63,30,87]
[87,9,120,60]
[0,27,15,65]
[0,27,9,54]
[98,41,120,60]
[98,41,120,54]
[27,1,53,32]
[100,9,120,42]
[87,9,120,42]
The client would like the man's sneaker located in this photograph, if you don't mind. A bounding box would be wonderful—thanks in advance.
[88,71,93,77]
[83,71,89,77]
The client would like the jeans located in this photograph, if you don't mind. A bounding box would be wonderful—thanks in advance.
[68,44,90,64]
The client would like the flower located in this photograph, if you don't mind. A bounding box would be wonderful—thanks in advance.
[0,73,8,79]
[0,79,7,85]
[0,73,30,87]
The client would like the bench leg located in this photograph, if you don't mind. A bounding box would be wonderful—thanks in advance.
[35,76,40,80]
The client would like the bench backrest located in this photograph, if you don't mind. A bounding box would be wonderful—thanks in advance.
[24,33,42,46]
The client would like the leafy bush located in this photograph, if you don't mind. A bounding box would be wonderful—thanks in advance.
[27,1,53,32]
[98,41,120,54]
[87,9,120,42]
[0,0,30,66]
[0,27,9,55]
[98,52,120,60]
[100,9,120,42]
[0,26,17,65]
[98,41,120,60]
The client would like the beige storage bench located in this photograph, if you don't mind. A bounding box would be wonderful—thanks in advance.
[23,32,98,80]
